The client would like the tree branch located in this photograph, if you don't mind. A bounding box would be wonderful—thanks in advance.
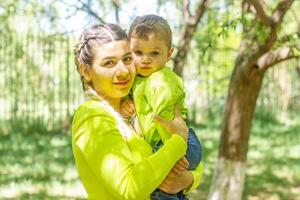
[271,0,294,24]
[112,0,120,23]
[183,0,192,21]
[247,0,274,26]
[257,44,300,70]
[59,1,80,20]
[173,0,209,77]
[185,0,209,25]
[77,0,105,23]
[254,0,295,58]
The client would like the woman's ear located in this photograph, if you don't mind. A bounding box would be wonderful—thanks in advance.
[167,47,174,61]
[79,64,92,81]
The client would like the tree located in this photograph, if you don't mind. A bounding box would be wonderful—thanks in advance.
[68,0,106,23]
[112,0,120,23]
[61,0,124,25]
[208,1,299,199]
[173,0,209,77]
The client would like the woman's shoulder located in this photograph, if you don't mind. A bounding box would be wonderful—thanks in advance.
[76,100,112,117]
[72,100,116,131]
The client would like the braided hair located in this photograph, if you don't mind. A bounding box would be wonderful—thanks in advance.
[74,24,128,100]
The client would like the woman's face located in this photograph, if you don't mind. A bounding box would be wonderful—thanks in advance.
[84,40,136,100]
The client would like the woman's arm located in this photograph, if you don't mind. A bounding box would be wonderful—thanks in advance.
[158,167,194,194]
[74,115,187,200]
[185,162,204,193]
[158,161,204,194]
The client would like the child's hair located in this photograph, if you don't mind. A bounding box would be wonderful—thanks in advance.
[128,14,172,48]
[74,23,128,100]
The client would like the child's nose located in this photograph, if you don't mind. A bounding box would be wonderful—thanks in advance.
[141,55,151,63]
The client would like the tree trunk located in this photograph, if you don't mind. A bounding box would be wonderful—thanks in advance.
[173,0,209,77]
[173,24,195,77]
[208,158,246,200]
[208,57,265,200]
[208,1,295,199]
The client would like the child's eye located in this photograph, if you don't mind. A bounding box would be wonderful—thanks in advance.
[123,56,132,64]
[134,50,143,56]
[103,60,116,67]
[151,51,160,56]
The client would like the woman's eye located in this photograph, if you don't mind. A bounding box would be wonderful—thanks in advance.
[103,60,115,67]
[123,56,132,64]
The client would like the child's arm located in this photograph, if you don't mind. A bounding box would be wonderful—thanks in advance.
[147,71,187,121]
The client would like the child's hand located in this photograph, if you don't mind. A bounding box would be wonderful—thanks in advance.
[153,104,188,141]
[120,99,136,120]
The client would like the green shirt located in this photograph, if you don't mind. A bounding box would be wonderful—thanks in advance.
[132,67,188,147]
[72,100,188,200]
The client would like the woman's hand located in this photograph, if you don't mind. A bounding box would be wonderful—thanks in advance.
[153,104,188,141]
[170,157,189,175]
[158,168,193,194]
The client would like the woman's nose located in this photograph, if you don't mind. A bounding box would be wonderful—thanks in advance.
[116,62,129,78]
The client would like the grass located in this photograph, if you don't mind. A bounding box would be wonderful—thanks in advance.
[0,111,299,200]
[0,121,86,200]
[189,110,300,200]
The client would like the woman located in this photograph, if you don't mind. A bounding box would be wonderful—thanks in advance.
[72,23,203,200]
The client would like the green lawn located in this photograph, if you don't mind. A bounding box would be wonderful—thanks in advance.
[189,111,300,200]
[0,122,86,200]
[0,111,299,200]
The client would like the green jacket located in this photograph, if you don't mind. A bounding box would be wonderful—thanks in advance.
[132,67,188,147]
[72,100,190,200]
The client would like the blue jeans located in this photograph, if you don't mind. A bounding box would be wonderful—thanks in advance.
[150,189,189,200]
[151,128,202,200]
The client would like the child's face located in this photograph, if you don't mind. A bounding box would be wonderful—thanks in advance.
[130,33,173,77]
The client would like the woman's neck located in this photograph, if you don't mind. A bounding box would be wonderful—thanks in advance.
[105,97,121,112]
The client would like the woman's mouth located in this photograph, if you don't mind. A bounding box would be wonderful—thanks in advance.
[113,79,130,86]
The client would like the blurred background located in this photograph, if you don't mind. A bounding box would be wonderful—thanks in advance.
[0,0,299,199]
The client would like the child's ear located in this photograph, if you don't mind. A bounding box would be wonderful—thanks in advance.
[167,47,174,60]
[79,64,92,81]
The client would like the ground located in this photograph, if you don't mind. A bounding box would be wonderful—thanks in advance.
[0,111,299,199]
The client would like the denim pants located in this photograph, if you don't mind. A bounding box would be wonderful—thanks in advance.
[151,128,202,200]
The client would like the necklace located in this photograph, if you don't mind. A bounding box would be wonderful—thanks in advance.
[98,100,133,140]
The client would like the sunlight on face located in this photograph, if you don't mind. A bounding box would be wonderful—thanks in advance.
[130,34,173,77]
[87,40,136,101]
